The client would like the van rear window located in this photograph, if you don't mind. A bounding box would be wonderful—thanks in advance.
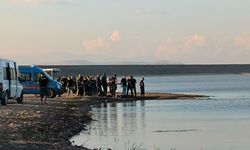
[3,67,17,80]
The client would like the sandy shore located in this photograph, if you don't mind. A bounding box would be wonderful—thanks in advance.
[0,93,205,150]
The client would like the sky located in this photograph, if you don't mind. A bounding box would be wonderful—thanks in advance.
[1,0,250,65]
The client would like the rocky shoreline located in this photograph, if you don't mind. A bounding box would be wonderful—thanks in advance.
[0,93,205,150]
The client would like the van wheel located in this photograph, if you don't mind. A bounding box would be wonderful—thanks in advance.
[17,91,24,104]
[47,89,56,98]
[1,93,8,106]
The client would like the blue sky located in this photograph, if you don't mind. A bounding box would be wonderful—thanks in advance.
[1,0,250,65]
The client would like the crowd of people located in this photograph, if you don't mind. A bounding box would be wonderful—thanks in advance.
[57,73,145,98]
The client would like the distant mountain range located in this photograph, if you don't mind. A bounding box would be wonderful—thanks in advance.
[43,59,182,65]
[38,64,250,76]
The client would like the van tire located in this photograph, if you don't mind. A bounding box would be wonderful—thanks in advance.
[17,91,23,104]
[47,89,56,98]
[1,92,8,106]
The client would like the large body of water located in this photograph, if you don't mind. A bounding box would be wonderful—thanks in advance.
[71,74,250,150]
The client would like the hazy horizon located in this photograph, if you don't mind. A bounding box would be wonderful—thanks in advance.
[19,60,250,66]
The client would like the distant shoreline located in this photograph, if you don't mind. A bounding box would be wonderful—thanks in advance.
[24,64,250,76]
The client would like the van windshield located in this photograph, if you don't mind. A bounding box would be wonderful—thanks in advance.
[43,72,54,80]
[43,68,61,80]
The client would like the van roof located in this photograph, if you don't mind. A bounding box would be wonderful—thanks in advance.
[19,66,44,73]
[0,58,16,63]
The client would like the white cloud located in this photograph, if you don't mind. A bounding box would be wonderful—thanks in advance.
[153,33,250,64]
[110,30,121,43]
[234,34,250,49]
[184,34,206,47]
[82,30,122,55]
[83,37,108,54]
[155,34,208,61]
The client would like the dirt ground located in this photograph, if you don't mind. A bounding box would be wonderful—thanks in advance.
[0,93,204,150]
[0,95,93,150]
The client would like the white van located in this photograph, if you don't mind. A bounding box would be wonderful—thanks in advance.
[0,59,23,105]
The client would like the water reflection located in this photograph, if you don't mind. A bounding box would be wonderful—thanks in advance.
[71,99,250,150]
[71,75,250,150]
[93,101,146,137]
[71,101,147,149]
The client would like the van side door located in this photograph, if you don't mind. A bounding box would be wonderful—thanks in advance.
[9,62,18,98]
[19,72,39,94]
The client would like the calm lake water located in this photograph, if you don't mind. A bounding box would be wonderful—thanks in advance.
[71,74,250,150]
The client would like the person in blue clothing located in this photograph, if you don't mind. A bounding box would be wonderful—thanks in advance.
[38,73,49,104]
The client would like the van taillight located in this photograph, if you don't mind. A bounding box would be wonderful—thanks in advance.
[0,83,3,92]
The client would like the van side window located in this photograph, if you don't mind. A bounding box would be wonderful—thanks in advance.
[19,73,32,82]
[10,68,17,80]
[3,67,6,79]
[3,67,10,80]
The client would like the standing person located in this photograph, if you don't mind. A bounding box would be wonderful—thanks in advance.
[111,75,117,97]
[89,76,96,95]
[127,76,133,96]
[38,73,49,104]
[131,76,137,97]
[61,75,68,92]
[101,73,107,96]
[121,75,127,97]
[72,76,77,94]
[96,75,102,96]
[140,77,145,97]
[77,76,84,96]
[66,76,75,97]
[108,76,113,96]
[83,76,89,96]
[76,74,81,96]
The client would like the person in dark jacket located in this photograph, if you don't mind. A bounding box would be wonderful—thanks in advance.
[131,76,137,97]
[38,73,49,104]
[96,75,102,96]
[77,76,84,96]
[111,75,117,97]
[140,77,145,97]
